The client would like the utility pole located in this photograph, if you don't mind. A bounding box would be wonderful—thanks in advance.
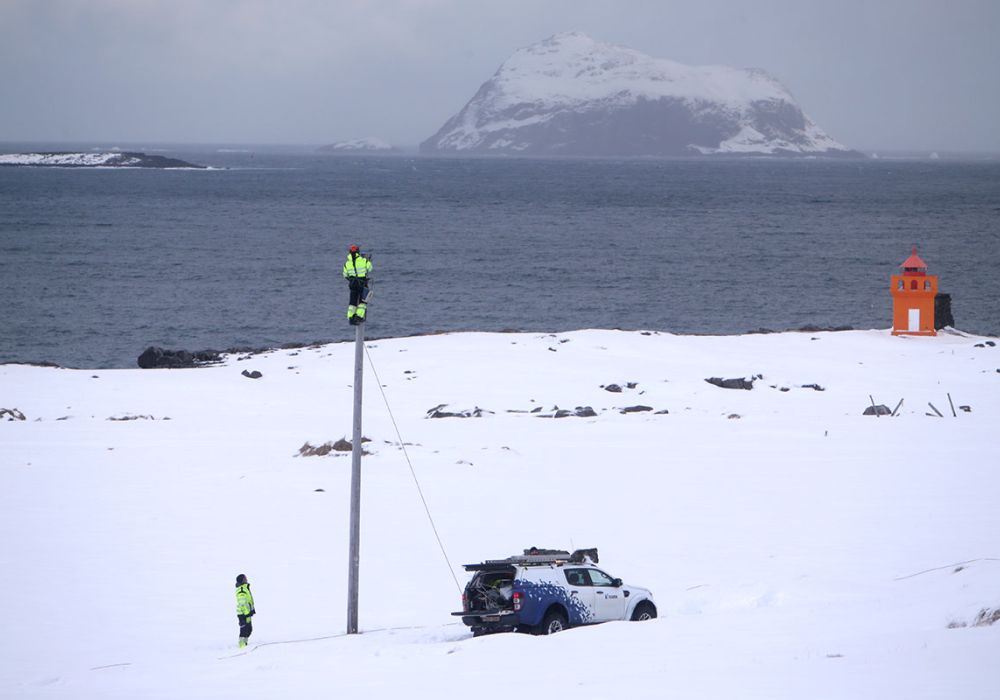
[346,320,364,634]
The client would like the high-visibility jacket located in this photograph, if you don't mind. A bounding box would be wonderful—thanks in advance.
[343,253,372,279]
[236,583,255,617]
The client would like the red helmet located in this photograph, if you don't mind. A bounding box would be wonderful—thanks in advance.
[349,244,359,253]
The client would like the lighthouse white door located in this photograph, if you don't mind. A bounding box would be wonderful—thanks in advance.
[908,308,920,332]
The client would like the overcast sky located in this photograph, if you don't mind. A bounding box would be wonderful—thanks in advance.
[1,0,997,151]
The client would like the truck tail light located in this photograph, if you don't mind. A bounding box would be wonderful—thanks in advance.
[512,592,522,611]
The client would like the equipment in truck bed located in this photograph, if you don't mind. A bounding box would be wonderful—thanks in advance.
[463,547,599,571]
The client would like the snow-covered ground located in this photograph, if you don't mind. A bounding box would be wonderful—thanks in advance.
[1,328,997,699]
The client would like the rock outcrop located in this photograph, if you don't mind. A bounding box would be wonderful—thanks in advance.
[137,347,221,369]
[0,152,206,168]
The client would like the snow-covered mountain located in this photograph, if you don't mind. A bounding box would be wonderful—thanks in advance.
[317,137,397,153]
[422,32,856,157]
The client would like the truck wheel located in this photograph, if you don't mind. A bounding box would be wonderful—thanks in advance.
[538,609,568,635]
[630,601,657,621]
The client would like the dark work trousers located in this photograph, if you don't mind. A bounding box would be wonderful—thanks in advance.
[239,615,253,640]
[348,277,369,306]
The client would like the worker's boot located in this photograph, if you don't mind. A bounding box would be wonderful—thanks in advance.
[239,637,247,648]
[356,304,367,323]
[347,305,357,324]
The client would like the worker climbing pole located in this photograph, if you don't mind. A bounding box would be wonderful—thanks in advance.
[342,244,372,325]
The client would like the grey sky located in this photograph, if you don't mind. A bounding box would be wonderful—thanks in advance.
[1,0,997,151]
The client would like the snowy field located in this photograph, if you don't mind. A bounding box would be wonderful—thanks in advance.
[1,328,998,699]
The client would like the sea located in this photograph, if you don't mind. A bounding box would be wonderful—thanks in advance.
[2,145,999,369]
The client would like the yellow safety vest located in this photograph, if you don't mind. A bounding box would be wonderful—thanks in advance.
[236,583,255,616]
[343,253,372,279]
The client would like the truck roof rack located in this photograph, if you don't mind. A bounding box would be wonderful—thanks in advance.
[463,547,599,571]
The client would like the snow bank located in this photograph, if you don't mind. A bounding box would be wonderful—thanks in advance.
[1,329,997,699]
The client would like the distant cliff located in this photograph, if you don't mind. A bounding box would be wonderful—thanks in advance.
[0,152,206,168]
[422,32,859,157]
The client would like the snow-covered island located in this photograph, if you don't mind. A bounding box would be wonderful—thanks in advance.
[0,151,206,168]
[422,32,860,157]
[1,328,997,698]
[317,137,398,154]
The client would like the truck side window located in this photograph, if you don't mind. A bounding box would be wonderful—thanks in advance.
[588,569,615,586]
[565,569,587,586]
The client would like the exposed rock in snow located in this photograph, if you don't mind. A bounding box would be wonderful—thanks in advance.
[421,32,859,157]
[317,137,397,153]
[706,376,757,390]
[136,347,222,369]
[0,151,206,168]
[0,408,27,421]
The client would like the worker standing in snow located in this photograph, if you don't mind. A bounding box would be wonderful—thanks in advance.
[235,574,256,648]
[342,244,372,325]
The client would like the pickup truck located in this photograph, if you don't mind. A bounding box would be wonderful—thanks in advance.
[453,548,657,635]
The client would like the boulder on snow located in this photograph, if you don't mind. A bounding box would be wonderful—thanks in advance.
[298,437,370,456]
[863,404,892,416]
[547,406,598,418]
[1,407,27,421]
[705,377,755,390]
[973,607,1000,627]
[620,405,653,414]
[241,369,263,379]
[426,404,493,418]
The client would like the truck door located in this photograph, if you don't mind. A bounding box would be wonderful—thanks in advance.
[588,568,628,622]
[562,568,597,624]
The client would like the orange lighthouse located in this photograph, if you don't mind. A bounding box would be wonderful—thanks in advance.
[890,246,937,336]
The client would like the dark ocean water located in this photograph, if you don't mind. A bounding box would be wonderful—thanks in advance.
[2,146,999,368]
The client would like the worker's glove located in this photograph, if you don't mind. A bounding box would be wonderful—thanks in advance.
[250,609,256,616]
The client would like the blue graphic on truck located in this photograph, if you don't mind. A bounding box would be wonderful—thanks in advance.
[514,578,595,627]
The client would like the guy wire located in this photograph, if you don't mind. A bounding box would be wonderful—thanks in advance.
[364,343,463,594]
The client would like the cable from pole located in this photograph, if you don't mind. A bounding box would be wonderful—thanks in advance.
[364,344,463,594]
